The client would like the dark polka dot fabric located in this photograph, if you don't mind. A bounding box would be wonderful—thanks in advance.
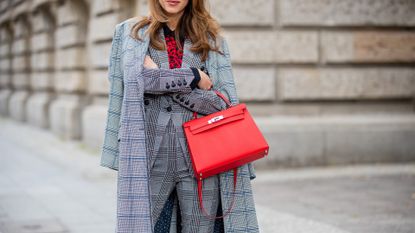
[154,190,175,232]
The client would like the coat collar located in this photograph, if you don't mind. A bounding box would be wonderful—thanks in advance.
[161,23,185,42]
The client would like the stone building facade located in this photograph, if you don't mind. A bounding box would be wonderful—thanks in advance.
[0,0,414,167]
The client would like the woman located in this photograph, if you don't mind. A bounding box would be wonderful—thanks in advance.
[100,0,259,232]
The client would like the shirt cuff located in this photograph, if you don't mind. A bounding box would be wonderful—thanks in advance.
[189,67,201,90]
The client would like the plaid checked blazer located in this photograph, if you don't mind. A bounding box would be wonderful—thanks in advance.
[100,17,259,233]
[144,26,233,178]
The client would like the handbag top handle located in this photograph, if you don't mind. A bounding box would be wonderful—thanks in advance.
[192,90,233,119]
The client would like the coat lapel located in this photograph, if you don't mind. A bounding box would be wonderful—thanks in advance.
[123,29,150,83]
[181,38,200,68]
[153,27,198,69]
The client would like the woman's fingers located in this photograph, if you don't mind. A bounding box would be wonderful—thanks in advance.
[197,70,213,90]
[144,55,158,69]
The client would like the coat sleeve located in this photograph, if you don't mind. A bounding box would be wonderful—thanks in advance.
[212,37,257,180]
[170,88,228,115]
[142,66,201,94]
[168,63,229,115]
[100,23,124,171]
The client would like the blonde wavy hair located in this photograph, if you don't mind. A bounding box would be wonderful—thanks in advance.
[130,0,224,62]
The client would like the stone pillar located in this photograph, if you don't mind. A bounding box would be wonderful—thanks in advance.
[0,24,13,116]
[81,0,139,149]
[8,14,31,121]
[26,3,56,128]
[49,0,90,140]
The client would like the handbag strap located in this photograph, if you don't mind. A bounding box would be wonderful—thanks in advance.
[192,90,233,119]
[197,167,238,219]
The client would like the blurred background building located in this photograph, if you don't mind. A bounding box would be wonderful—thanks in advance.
[0,0,414,168]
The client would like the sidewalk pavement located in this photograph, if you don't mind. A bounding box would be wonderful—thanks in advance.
[0,116,414,233]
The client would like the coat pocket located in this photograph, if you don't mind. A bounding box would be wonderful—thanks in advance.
[149,135,163,170]
[117,120,123,142]
[177,137,193,173]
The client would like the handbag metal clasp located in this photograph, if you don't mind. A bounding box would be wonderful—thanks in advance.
[208,115,224,124]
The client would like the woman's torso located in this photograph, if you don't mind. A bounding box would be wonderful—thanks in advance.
[143,25,201,131]
[143,25,205,175]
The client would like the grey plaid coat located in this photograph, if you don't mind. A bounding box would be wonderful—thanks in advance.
[100,17,259,233]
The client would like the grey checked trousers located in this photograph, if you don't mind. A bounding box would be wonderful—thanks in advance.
[145,95,221,233]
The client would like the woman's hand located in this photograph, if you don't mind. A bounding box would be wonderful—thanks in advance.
[197,69,213,90]
[144,55,158,69]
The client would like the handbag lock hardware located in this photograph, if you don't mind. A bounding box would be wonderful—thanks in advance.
[208,115,224,124]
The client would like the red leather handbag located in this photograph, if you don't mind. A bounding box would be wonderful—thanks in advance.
[182,90,269,219]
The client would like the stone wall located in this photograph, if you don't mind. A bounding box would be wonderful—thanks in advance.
[0,0,414,167]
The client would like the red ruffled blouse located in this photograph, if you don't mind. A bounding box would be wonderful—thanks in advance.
[163,24,185,69]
